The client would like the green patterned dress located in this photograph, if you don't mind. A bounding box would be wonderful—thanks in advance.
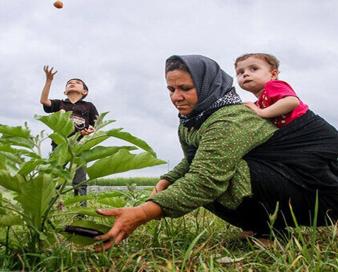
[150,104,277,217]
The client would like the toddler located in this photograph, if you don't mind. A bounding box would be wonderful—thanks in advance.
[235,53,308,127]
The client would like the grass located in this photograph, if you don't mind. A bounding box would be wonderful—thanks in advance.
[1,189,337,271]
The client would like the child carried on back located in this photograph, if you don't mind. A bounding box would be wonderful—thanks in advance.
[235,53,308,128]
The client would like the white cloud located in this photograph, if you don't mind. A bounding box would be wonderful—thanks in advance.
[1,0,337,177]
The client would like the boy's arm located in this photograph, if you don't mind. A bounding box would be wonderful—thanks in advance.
[80,103,99,136]
[89,104,99,126]
[40,65,57,107]
[245,96,300,118]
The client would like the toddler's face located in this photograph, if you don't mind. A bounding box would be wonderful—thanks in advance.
[65,79,87,96]
[235,57,278,96]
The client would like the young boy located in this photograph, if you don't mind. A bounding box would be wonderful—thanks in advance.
[234,53,308,128]
[40,65,99,206]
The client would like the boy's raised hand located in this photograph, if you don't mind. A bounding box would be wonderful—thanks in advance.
[43,65,57,81]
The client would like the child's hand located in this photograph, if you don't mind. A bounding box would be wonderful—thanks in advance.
[43,65,57,81]
[244,102,263,116]
[80,125,95,136]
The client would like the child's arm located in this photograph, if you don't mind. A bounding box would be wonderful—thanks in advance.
[40,65,57,107]
[80,104,99,136]
[245,96,300,118]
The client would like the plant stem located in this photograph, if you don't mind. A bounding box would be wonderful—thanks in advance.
[40,138,75,232]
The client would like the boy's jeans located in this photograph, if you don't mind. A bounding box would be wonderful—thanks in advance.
[73,167,87,207]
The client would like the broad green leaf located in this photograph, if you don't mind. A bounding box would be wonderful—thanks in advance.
[49,132,67,146]
[0,136,34,149]
[0,214,23,226]
[39,232,48,241]
[68,133,81,145]
[106,128,156,156]
[94,112,115,131]
[0,156,19,175]
[0,124,31,138]
[62,191,123,205]
[15,149,40,159]
[70,220,111,233]
[81,145,137,162]
[64,233,96,246]
[36,111,74,137]
[75,132,109,153]
[60,220,111,246]
[87,149,166,179]
[0,155,6,170]
[15,174,56,228]
[0,145,39,159]
[0,194,4,215]
[49,143,71,166]
[96,196,126,208]
[0,151,23,164]
[0,145,13,152]
[1,189,17,203]
[0,170,24,192]
[63,194,95,205]
[38,163,59,174]
[62,207,102,217]
[17,159,42,176]
[95,191,124,198]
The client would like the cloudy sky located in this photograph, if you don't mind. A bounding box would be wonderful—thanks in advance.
[1,0,337,177]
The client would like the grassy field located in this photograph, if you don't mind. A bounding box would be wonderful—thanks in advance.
[1,189,337,271]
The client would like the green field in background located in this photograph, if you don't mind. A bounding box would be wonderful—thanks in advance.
[89,177,158,186]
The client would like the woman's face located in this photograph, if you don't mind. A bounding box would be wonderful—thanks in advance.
[166,69,198,116]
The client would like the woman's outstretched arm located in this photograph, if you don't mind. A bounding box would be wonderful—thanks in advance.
[94,201,163,251]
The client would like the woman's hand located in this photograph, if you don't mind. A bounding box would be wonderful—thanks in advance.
[150,179,171,197]
[43,65,57,81]
[95,201,163,251]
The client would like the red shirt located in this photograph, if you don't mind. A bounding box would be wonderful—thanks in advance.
[256,80,308,128]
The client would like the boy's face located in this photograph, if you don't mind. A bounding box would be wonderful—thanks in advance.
[64,79,88,97]
[235,57,278,96]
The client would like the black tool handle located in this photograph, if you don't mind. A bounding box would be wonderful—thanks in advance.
[64,225,104,238]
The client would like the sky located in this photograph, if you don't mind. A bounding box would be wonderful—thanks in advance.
[1,0,338,177]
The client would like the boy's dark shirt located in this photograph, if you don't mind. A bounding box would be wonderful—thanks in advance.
[43,99,98,130]
[43,99,99,147]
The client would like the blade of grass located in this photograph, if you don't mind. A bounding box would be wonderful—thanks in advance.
[180,229,206,271]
